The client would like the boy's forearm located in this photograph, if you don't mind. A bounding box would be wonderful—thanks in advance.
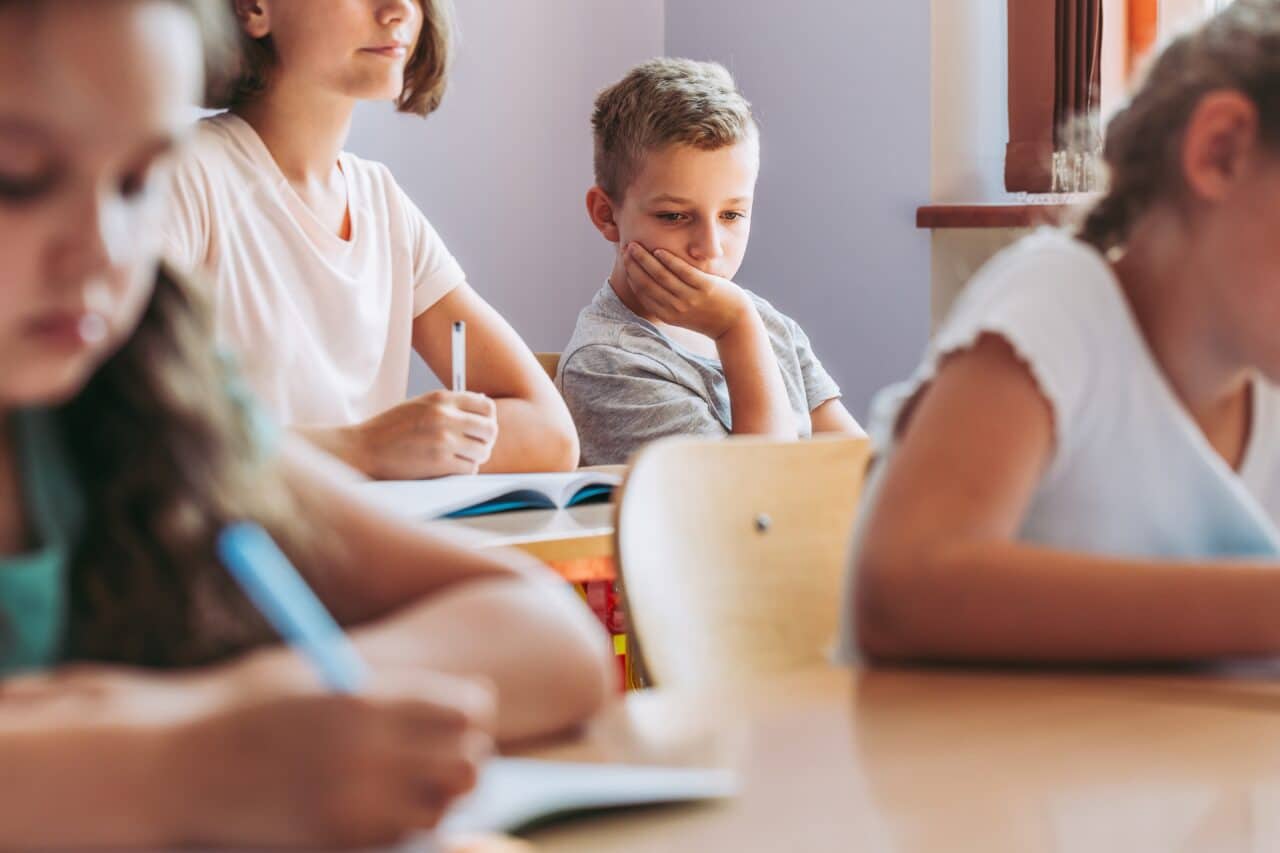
[717,305,797,437]
[810,398,866,436]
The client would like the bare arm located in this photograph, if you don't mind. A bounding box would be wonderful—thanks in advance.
[854,334,1280,663]
[414,284,579,474]
[294,284,578,479]
[280,438,614,742]
[0,659,498,848]
[623,244,794,438]
[0,668,219,848]
[810,398,865,436]
[716,302,798,437]
[0,437,613,848]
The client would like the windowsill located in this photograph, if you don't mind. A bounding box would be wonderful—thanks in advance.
[917,197,1096,230]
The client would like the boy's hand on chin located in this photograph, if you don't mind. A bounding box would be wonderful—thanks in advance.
[622,242,753,340]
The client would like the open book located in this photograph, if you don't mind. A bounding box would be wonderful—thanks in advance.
[439,758,737,836]
[358,471,620,520]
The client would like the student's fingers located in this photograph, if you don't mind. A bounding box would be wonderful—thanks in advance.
[380,736,489,835]
[451,448,492,472]
[633,287,680,322]
[410,747,487,809]
[413,445,481,475]
[447,430,494,469]
[449,440,491,468]
[652,248,717,292]
[626,243,695,299]
[623,254,685,315]
[449,410,499,446]
[631,283,681,326]
[448,391,498,418]
[394,726,492,798]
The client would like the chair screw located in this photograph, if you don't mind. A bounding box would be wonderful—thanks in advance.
[754,514,771,533]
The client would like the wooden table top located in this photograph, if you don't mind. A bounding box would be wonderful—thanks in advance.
[518,664,1280,852]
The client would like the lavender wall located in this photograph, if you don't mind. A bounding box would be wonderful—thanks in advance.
[350,0,931,415]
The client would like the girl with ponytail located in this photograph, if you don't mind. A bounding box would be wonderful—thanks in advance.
[848,1,1280,665]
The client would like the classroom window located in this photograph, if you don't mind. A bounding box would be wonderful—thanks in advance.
[1129,0,1233,69]
[1006,0,1234,195]
[1005,0,1104,193]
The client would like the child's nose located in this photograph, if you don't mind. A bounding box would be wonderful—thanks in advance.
[51,188,124,290]
[687,222,725,262]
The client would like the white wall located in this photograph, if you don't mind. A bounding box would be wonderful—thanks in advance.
[928,0,1022,327]
[665,0,933,417]
[1101,0,1130,119]
[929,0,1129,204]
[927,0,1135,328]
[931,0,1009,204]
[345,1,664,392]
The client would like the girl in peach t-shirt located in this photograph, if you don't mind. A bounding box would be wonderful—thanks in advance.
[165,0,578,479]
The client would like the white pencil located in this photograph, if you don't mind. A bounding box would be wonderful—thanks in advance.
[452,320,466,392]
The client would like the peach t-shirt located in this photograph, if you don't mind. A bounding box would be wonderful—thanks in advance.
[163,112,465,426]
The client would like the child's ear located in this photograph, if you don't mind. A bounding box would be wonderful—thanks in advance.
[232,0,271,39]
[586,186,621,243]
[1182,89,1258,203]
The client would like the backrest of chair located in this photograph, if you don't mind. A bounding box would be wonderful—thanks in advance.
[536,352,561,381]
[614,435,871,688]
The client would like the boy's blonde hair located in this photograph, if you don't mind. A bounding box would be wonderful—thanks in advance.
[592,57,757,202]
[207,0,455,117]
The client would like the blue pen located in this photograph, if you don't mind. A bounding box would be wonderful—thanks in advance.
[217,521,369,693]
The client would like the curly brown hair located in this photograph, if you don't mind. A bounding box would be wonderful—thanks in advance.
[206,0,455,117]
[58,266,329,667]
[1078,0,1280,256]
[0,0,330,667]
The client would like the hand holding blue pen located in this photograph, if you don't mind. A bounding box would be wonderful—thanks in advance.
[215,521,495,847]
[217,521,369,692]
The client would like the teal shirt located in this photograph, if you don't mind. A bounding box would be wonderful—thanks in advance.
[0,409,83,674]
[0,360,275,676]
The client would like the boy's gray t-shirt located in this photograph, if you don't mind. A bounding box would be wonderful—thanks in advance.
[557,282,842,466]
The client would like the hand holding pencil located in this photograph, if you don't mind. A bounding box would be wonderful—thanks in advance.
[334,319,498,479]
[140,523,498,848]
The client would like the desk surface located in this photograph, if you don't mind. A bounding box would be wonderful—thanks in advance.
[519,664,1280,852]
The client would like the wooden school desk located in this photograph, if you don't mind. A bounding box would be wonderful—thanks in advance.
[518,664,1280,851]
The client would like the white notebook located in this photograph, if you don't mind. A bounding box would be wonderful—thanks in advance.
[358,472,620,520]
[439,758,738,835]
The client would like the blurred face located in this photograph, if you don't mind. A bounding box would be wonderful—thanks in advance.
[1174,92,1280,382]
[1210,151,1280,379]
[0,0,202,406]
[605,139,759,281]
[242,0,423,102]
